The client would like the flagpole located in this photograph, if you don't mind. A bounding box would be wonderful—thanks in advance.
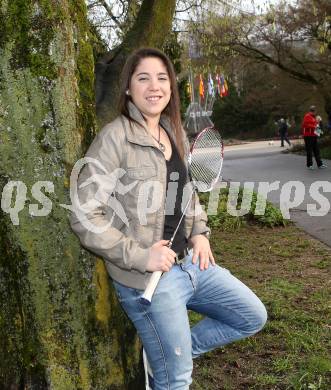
[204,86,209,112]
[198,74,201,108]
[190,67,198,135]
[205,76,209,112]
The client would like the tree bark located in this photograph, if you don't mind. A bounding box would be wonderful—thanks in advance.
[0,1,142,388]
[96,0,177,127]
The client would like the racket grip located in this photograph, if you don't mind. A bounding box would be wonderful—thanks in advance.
[139,271,162,305]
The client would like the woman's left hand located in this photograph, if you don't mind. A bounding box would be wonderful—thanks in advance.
[189,234,215,270]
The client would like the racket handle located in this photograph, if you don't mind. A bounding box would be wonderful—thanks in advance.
[139,271,162,305]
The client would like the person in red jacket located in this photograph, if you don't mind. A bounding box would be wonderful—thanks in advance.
[301,106,327,169]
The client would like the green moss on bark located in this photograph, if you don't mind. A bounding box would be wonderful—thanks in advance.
[0,1,59,79]
[0,205,47,388]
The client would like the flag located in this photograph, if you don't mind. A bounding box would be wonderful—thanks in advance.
[220,74,229,97]
[223,79,229,97]
[208,74,215,97]
[199,74,204,99]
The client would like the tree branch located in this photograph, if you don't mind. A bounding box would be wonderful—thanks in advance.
[175,0,202,13]
[98,0,122,28]
[236,41,319,85]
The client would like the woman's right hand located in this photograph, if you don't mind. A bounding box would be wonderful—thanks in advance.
[146,240,176,272]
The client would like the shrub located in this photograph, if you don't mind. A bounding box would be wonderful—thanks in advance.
[199,187,288,231]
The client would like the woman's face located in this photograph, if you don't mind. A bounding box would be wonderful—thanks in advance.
[129,57,171,123]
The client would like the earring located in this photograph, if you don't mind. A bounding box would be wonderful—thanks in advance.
[125,89,130,95]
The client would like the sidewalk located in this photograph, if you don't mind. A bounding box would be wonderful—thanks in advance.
[222,141,331,247]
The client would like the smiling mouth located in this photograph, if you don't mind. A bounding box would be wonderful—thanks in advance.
[146,96,162,101]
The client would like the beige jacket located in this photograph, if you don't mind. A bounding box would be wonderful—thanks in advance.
[70,102,210,289]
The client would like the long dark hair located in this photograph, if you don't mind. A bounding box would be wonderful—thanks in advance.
[118,47,185,159]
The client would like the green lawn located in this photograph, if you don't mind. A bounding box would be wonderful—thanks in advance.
[190,224,331,390]
[321,147,331,160]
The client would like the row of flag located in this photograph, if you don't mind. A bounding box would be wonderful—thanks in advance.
[187,74,229,100]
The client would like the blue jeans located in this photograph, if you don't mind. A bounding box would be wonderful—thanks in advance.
[113,252,267,390]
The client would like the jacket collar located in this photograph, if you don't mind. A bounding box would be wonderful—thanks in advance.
[122,101,174,147]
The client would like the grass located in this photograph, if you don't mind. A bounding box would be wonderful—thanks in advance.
[187,141,330,388]
[189,224,331,389]
[321,147,331,160]
[200,187,288,231]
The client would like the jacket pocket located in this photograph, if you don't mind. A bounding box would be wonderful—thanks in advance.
[125,166,158,200]
[121,166,160,222]
[126,166,157,181]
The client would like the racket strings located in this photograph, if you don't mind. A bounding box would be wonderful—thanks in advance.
[189,128,223,192]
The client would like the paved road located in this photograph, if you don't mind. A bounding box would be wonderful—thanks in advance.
[221,141,331,247]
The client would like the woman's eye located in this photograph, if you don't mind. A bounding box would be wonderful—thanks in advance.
[138,77,148,81]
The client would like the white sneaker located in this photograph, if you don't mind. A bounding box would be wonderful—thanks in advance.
[318,164,327,169]
[143,348,154,390]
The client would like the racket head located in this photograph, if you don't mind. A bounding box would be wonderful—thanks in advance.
[188,126,224,192]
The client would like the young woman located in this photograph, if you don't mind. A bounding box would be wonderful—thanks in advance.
[70,48,267,389]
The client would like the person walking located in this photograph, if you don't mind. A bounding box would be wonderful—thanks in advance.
[301,106,327,169]
[70,47,267,390]
[278,118,291,147]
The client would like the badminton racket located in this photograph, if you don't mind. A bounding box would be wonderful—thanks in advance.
[140,126,224,305]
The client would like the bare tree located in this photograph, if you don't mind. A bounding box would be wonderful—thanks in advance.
[199,0,331,113]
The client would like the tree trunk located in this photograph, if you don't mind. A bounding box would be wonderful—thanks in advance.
[96,0,177,127]
[0,1,142,388]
